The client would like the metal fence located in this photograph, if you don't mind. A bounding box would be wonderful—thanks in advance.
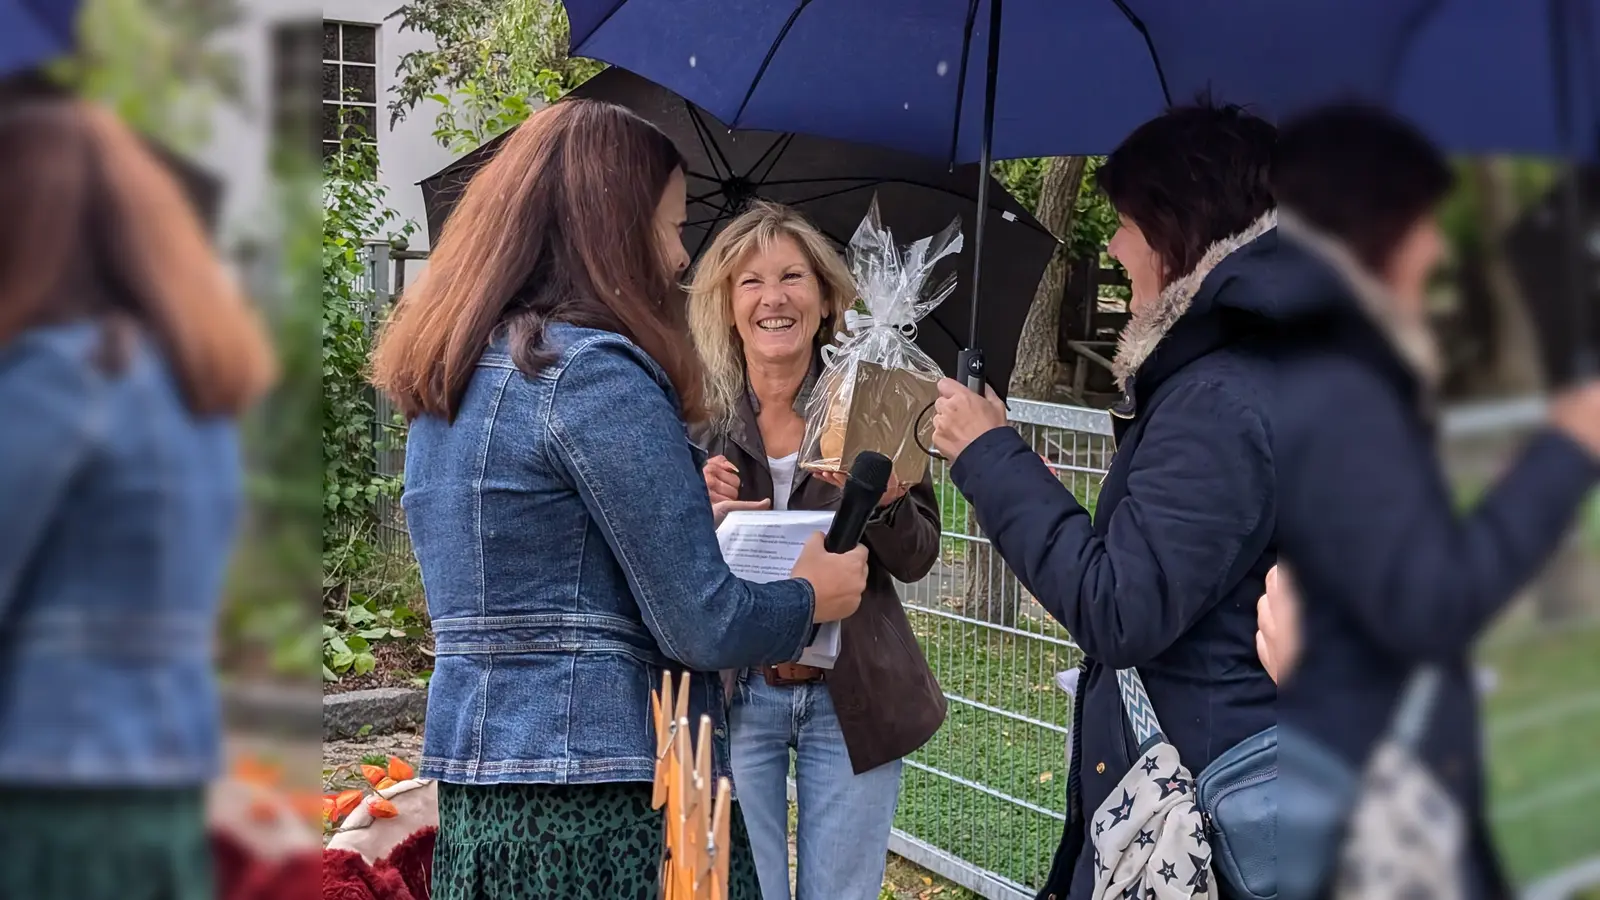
[889,398,1112,898]
[357,243,409,554]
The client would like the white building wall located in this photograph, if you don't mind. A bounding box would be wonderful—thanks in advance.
[203,0,459,252]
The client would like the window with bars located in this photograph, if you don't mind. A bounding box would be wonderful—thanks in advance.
[322,21,378,160]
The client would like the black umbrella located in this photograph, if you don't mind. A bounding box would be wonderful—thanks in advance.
[418,66,1057,395]
[1505,169,1600,389]
[145,139,224,236]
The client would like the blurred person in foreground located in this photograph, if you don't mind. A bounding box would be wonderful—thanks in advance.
[932,102,1283,900]
[369,100,869,900]
[0,74,275,899]
[1265,105,1600,899]
[688,201,945,900]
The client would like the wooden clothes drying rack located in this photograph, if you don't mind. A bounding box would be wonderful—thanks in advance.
[651,672,733,900]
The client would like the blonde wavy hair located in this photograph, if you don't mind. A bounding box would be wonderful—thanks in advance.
[688,201,856,428]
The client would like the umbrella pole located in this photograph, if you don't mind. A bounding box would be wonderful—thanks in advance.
[956,0,1004,393]
[1552,0,1598,378]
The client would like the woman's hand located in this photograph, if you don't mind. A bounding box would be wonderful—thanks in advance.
[790,531,868,622]
[1550,380,1600,460]
[713,498,769,529]
[1256,564,1301,686]
[816,470,911,508]
[704,455,741,505]
[932,378,1009,463]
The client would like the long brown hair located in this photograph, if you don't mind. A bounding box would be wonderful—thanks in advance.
[371,99,699,422]
[0,88,275,416]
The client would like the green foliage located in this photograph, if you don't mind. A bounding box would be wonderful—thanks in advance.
[388,0,603,150]
[992,156,1119,261]
[54,0,241,151]
[322,125,425,682]
[1436,159,1557,267]
[322,135,411,558]
[322,529,428,682]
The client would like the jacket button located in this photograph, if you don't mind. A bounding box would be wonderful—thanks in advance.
[1096,762,1106,774]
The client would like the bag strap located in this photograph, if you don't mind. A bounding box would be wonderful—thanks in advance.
[1387,665,1442,750]
[1114,668,1167,747]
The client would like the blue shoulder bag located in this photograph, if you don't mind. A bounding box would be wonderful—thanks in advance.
[1117,669,1277,900]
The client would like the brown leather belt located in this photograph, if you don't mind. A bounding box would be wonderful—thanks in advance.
[761,663,825,686]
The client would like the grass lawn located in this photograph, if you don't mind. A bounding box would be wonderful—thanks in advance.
[895,612,1079,891]
[910,466,1599,894]
[1481,617,1600,884]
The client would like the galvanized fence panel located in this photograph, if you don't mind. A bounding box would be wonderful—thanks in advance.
[888,399,1110,899]
[359,243,410,555]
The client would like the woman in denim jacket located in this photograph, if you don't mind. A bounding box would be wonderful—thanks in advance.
[370,100,870,900]
[0,80,276,899]
[689,202,946,900]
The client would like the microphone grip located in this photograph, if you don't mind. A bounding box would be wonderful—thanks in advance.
[825,480,886,554]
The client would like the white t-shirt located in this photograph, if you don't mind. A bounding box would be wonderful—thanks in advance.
[768,452,800,511]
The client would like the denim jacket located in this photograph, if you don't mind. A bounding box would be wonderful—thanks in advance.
[0,322,241,785]
[405,324,817,785]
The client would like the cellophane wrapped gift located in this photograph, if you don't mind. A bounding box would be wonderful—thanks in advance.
[799,197,963,486]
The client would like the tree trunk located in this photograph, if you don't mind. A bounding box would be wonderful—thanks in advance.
[1007,156,1090,401]
[961,157,1088,627]
[1471,158,1546,397]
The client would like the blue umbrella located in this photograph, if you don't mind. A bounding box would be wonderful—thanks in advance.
[0,0,79,79]
[1391,0,1598,159]
[567,0,1438,163]
[567,0,1438,384]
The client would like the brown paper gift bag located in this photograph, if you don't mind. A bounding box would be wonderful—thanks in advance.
[805,359,938,485]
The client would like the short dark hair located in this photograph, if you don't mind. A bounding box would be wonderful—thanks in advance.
[1096,101,1277,286]
[1272,103,1453,273]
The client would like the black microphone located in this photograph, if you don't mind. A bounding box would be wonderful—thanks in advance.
[825,451,893,554]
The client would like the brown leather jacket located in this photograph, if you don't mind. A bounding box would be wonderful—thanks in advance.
[691,383,948,775]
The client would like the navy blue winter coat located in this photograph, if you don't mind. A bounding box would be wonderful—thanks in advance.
[1258,217,1600,900]
[952,211,1283,900]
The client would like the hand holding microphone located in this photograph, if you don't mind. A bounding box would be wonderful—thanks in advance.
[790,451,892,622]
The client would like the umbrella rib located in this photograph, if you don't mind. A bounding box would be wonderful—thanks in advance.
[748,133,796,183]
[693,206,738,258]
[731,0,815,128]
[1107,0,1173,107]
[948,0,981,167]
[686,103,734,182]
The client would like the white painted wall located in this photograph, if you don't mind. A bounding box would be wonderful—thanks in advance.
[320,0,458,248]
[202,0,459,251]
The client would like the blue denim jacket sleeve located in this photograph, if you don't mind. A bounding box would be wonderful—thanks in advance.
[546,337,816,671]
[0,335,100,611]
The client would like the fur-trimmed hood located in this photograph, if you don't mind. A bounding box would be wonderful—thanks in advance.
[1111,210,1279,391]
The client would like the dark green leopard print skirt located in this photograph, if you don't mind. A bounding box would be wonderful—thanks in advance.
[0,787,211,900]
[433,781,763,900]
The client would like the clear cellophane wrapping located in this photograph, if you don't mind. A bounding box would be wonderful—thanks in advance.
[799,196,963,486]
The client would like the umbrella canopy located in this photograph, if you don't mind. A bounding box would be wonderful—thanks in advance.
[565,0,1437,164]
[418,66,1058,394]
[0,0,79,79]
[1392,0,1600,159]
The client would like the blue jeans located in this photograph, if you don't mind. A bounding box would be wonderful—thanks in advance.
[730,671,903,900]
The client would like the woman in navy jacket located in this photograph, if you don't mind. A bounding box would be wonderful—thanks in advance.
[934,103,1282,900]
[1264,105,1600,900]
